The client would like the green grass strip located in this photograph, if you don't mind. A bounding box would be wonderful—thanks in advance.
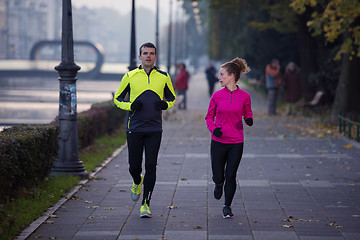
[0,129,126,240]
[80,130,126,173]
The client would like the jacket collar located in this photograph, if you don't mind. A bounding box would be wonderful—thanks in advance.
[224,85,239,93]
[138,65,157,75]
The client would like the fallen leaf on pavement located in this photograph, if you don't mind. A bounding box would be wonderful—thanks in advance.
[283,217,319,222]
[326,221,343,228]
[104,207,115,210]
[168,205,178,209]
[342,144,354,149]
[317,133,325,138]
[70,195,81,200]
[193,226,202,229]
[282,224,293,228]
[49,214,58,218]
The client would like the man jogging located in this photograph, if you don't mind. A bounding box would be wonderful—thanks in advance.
[114,42,176,217]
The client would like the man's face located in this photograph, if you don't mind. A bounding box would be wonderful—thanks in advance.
[139,47,157,68]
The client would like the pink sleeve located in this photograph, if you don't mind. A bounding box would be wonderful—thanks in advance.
[205,97,217,133]
[243,95,253,120]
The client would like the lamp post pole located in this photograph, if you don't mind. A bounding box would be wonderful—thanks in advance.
[129,0,137,71]
[51,0,88,178]
[167,0,173,73]
[156,0,160,67]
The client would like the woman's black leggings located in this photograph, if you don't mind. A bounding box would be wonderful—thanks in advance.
[211,140,244,206]
[127,131,162,206]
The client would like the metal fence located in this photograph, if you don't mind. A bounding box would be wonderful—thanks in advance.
[338,113,360,142]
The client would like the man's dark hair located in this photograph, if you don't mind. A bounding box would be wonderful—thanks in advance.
[139,42,157,55]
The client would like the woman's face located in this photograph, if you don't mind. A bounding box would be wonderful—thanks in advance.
[218,67,234,88]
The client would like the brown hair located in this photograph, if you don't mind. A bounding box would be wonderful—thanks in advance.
[221,57,251,81]
[139,42,157,55]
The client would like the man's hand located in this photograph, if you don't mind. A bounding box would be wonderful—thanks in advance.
[213,127,223,137]
[131,99,142,111]
[245,118,253,126]
[155,100,168,110]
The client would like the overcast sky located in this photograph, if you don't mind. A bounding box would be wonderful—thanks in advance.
[72,0,171,16]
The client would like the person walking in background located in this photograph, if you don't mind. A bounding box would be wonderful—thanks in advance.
[174,62,189,110]
[205,63,218,97]
[283,62,302,115]
[114,42,176,218]
[205,57,253,218]
[265,59,282,115]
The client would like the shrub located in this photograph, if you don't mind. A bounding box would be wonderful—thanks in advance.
[77,101,126,149]
[0,100,126,203]
[0,125,59,203]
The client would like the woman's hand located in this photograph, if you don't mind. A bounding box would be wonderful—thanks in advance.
[213,127,223,137]
[245,118,253,126]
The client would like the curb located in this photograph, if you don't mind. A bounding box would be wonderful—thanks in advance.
[15,144,127,240]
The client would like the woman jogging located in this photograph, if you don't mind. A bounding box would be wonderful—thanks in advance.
[205,57,253,218]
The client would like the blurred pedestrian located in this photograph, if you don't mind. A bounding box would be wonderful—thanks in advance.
[265,59,282,115]
[114,42,176,218]
[205,57,253,219]
[283,62,302,115]
[205,63,218,97]
[174,62,189,110]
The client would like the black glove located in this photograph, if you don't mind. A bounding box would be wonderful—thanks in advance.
[155,100,168,110]
[131,99,142,111]
[213,127,223,137]
[245,118,253,126]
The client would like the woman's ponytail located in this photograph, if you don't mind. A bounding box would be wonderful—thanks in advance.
[221,57,251,81]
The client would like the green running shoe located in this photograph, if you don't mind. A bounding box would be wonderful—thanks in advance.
[131,175,143,201]
[140,201,152,218]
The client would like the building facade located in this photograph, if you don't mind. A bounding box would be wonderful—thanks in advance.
[0,0,59,59]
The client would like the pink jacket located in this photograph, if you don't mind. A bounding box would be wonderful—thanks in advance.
[205,86,253,144]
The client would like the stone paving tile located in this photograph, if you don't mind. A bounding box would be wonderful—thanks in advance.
[341,232,360,240]
[164,231,207,240]
[23,73,360,240]
[299,237,344,240]
[252,230,298,240]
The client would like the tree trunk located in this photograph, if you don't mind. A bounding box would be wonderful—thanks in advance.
[296,13,319,101]
[348,56,360,112]
[331,54,360,122]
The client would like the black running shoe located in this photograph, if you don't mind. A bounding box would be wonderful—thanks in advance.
[223,205,234,218]
[214,183,223,200]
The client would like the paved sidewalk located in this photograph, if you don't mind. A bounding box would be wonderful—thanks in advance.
[23,70,360,240]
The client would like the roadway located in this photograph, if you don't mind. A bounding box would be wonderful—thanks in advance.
[0,76,122,130]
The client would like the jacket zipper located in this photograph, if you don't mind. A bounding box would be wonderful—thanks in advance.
[147,69,152,84]
[230,91,233,103]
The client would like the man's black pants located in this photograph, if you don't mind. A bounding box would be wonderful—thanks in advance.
[127,131,162,206]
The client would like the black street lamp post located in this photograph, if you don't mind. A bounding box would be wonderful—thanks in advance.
[129,0,137,70]
[51,0,88,178]
[167,0,173,73]
[156,0,160,67]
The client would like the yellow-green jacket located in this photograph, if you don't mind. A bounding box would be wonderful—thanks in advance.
[114,66,176,132]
